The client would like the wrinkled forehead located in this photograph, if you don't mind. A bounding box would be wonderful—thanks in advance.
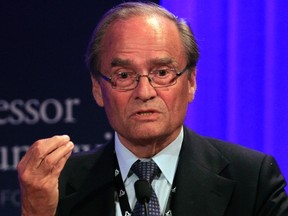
[100,15,185,66]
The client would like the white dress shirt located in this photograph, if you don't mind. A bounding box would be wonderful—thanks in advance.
[115,127,183,216]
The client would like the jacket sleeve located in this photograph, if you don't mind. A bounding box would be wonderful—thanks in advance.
[255,155,288,215]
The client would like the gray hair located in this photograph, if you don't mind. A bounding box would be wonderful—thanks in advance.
[86,2,199,78]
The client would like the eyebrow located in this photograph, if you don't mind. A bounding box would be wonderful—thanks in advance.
[110,57,175,68]
[111,58,132,67]
[150,57,174,66]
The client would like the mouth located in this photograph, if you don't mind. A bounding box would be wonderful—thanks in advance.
[136,111,155,116]
[131,109,159,119]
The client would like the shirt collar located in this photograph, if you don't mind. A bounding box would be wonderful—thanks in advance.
[115,127,183,185]
[115,133,138,181]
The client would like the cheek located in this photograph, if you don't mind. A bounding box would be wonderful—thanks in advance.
[159,89,188,114]
[167,83,191,114]
[101,89,129,120]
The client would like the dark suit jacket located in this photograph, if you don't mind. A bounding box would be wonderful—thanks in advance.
[56,127,288,215]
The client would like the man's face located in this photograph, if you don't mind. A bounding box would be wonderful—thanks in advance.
[92,15,196,148]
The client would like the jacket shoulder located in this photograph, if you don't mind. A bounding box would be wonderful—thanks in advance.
[184,127,266,164]
[58,142,114,197]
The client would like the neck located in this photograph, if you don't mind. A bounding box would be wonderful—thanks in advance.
[117,129,181,158]
[126,142,168,158]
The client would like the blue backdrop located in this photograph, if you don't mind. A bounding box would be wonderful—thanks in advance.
[161,0,288,185]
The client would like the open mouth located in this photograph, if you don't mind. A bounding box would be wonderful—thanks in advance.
[136,111,154,116]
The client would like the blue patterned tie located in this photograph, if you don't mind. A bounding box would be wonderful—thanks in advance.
[131,160,161,216]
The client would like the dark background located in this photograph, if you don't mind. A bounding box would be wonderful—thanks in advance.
[0,1,159,215]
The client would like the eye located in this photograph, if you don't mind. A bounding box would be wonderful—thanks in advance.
[153,68,173,78]
[116,71,134,80]
[157,69,169,76]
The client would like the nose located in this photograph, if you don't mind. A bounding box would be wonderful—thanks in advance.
[133,75,157,101]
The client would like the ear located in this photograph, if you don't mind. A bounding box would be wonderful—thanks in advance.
[187,68,197,102]
[91,76,104,107]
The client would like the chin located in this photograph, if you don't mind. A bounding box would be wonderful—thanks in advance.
[129,128,169,142]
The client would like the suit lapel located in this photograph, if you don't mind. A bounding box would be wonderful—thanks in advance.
[172,128,235,216]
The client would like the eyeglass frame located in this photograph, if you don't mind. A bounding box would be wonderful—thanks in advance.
[97,65,190,91]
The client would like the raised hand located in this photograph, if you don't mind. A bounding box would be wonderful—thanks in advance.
[17,135,74,216]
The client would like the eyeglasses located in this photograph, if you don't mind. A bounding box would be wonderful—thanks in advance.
[98,65,189,91]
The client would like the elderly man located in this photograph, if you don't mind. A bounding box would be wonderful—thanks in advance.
[18,2,288,216]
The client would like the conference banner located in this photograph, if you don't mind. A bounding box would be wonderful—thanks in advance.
[0,1,159,215]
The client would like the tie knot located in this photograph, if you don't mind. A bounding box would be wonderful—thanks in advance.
[131,160,160,183]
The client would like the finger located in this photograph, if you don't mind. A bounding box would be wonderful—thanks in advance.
[51,148,73,176]
[38,135,71,156]
[30,135,71,168]
[40,141,74,173]
[18,135,71,175]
